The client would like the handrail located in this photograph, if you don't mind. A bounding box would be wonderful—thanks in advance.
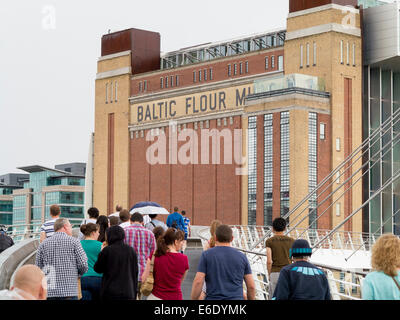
[287,110,400,232]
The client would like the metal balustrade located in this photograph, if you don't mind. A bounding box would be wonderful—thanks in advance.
[198,225,371,300]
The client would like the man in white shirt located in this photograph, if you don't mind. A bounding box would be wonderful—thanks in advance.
[109,204,122,218]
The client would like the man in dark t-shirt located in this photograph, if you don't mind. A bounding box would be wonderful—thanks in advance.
[272,239,331,300]
[265,218,295,299]
[191,225,256,300]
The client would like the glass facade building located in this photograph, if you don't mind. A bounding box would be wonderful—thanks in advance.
[363,67,400,235]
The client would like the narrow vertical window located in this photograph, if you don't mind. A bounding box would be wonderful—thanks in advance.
[347,42,350,65]
[340,40,344,64]
[144,80,147,92]
[204,69,207,81]
[105,83,108,103]
[170,76,173,87]
[115,81,118,102]
[300,45,303,68]
[265,56,269,70]
[313,42,317,66]
[352,43,356,66]
[193,71,197,83]
[110,81,113,103]
[306,43,310,67]
[176,75,179,86]
[278,56,284,71]
[271,56,275,69]
[234,63,237,75]
[248,116,257,225]
[240,62,243,75]
[245,61,249,73]
[199,70,202,82]
[210,68,213,80]
[165,76,169,88]
[160,77,164,88]
[228,64,232,76]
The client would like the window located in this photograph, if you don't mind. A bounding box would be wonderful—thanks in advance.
[313,42,317,66]
[352,43,356,66]
[144,80,147,91]
[204,69,207,81]
[248,116,257,225]
[170,76,173,87]
[240,62,243,75]
[115,81,118,101]
[347,42,350,65]
[234,63,237,75]
[228,64,232,76]
[278,56,284,71]
[176,75,179,86]
[264,114,273,226]
[139,82,143,92]
[265,56,269,70]
[165,76,169,88]
[308,112,318,229]
[320,123,326,140]
[193,71,197,83]
[105,83,108,103]
[340,40,344,64]
[306,43,310,67]
[245,61,249,73]
[300,45,303,68]
[199,70,202,82]
[110,81,113,102]
[280,112,290,217]
[160,77,164,88]
[210,68,213,80]
[271,56,275,69]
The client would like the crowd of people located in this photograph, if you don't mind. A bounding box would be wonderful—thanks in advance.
[0,204,399,301]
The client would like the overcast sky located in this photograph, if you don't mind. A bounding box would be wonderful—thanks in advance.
[0,0,288,175]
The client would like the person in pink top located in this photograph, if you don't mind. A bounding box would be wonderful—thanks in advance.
[141,228,189,300]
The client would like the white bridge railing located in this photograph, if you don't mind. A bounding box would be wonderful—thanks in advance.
[198,225,372,300]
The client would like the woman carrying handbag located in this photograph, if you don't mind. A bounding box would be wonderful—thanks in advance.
[141,228,189,300]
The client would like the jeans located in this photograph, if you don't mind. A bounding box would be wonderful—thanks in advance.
[81,276,102,301]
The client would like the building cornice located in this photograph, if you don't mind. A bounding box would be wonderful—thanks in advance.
[96,67,132,80]
[285,23,361,41]
[98,50,131,62]
[129,71,284,104]
[288,3,359,19]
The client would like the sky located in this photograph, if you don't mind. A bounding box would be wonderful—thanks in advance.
[0,0,288,175]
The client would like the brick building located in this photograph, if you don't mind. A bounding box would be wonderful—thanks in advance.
[93,0,365,230]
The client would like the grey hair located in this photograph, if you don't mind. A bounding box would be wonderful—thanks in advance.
[54,218,69,232]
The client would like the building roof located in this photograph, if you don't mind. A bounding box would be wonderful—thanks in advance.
[17,165,69,175]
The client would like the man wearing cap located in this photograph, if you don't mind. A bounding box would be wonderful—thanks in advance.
[272,239,331,300]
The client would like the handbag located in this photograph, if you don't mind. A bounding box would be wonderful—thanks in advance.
[140,255,155,296]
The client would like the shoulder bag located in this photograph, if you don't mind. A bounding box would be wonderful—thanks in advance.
[140,255,155,296]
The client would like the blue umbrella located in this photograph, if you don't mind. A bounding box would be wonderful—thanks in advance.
[130,201,170,215]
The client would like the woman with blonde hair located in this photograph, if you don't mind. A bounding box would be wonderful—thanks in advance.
[362,233,400,300]
[204,220,222,250]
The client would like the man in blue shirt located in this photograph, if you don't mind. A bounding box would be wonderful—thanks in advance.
[191,224,256,300]
[166,207,185,232]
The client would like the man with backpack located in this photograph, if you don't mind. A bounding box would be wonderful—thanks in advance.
[145,214,167,232]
